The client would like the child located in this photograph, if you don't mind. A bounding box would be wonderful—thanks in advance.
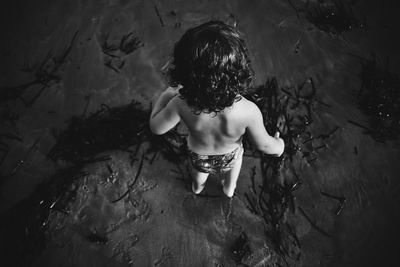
[150,21,284,197]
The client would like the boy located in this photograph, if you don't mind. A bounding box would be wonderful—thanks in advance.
[150,21,284,197]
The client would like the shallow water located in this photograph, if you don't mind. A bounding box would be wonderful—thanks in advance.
[1,0,400,266]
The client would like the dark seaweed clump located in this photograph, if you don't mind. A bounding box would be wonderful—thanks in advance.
[245,77,338,163]
[289,0,365,36]
[48,97,187,168]
[355,57,400,142]
[48,101,150,164]
[243,77,338,265]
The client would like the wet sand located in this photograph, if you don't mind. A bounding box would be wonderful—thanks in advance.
[1,0,400,266]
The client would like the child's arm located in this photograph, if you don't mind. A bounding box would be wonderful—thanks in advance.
[149,87,181,135]
[245,102,284,156]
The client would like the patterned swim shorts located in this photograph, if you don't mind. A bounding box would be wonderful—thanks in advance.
[188,143,243,174]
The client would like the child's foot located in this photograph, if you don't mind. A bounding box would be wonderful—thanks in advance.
[192,181,205,194]
[221,179,235,198]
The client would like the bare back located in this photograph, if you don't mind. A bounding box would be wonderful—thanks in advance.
[176,95,248,155]
[150,90,283,157]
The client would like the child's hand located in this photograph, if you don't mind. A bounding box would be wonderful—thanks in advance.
[276,115,287,135]
[163,86,181,98]
[274,132,285,157]
[151,86,180,109]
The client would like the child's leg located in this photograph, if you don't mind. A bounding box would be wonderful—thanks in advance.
[192,168,209,194]
[222,154,243,197]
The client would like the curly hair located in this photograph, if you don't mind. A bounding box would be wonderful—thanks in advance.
[169,21,253,114]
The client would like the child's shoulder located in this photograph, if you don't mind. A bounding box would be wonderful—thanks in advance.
[236,95,260,114]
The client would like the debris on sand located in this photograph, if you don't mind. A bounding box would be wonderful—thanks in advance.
[98,31,143,73]
[288,0,365,36]
[352,56,400,142]
[0,31,79,106]
[243,77,338,265]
